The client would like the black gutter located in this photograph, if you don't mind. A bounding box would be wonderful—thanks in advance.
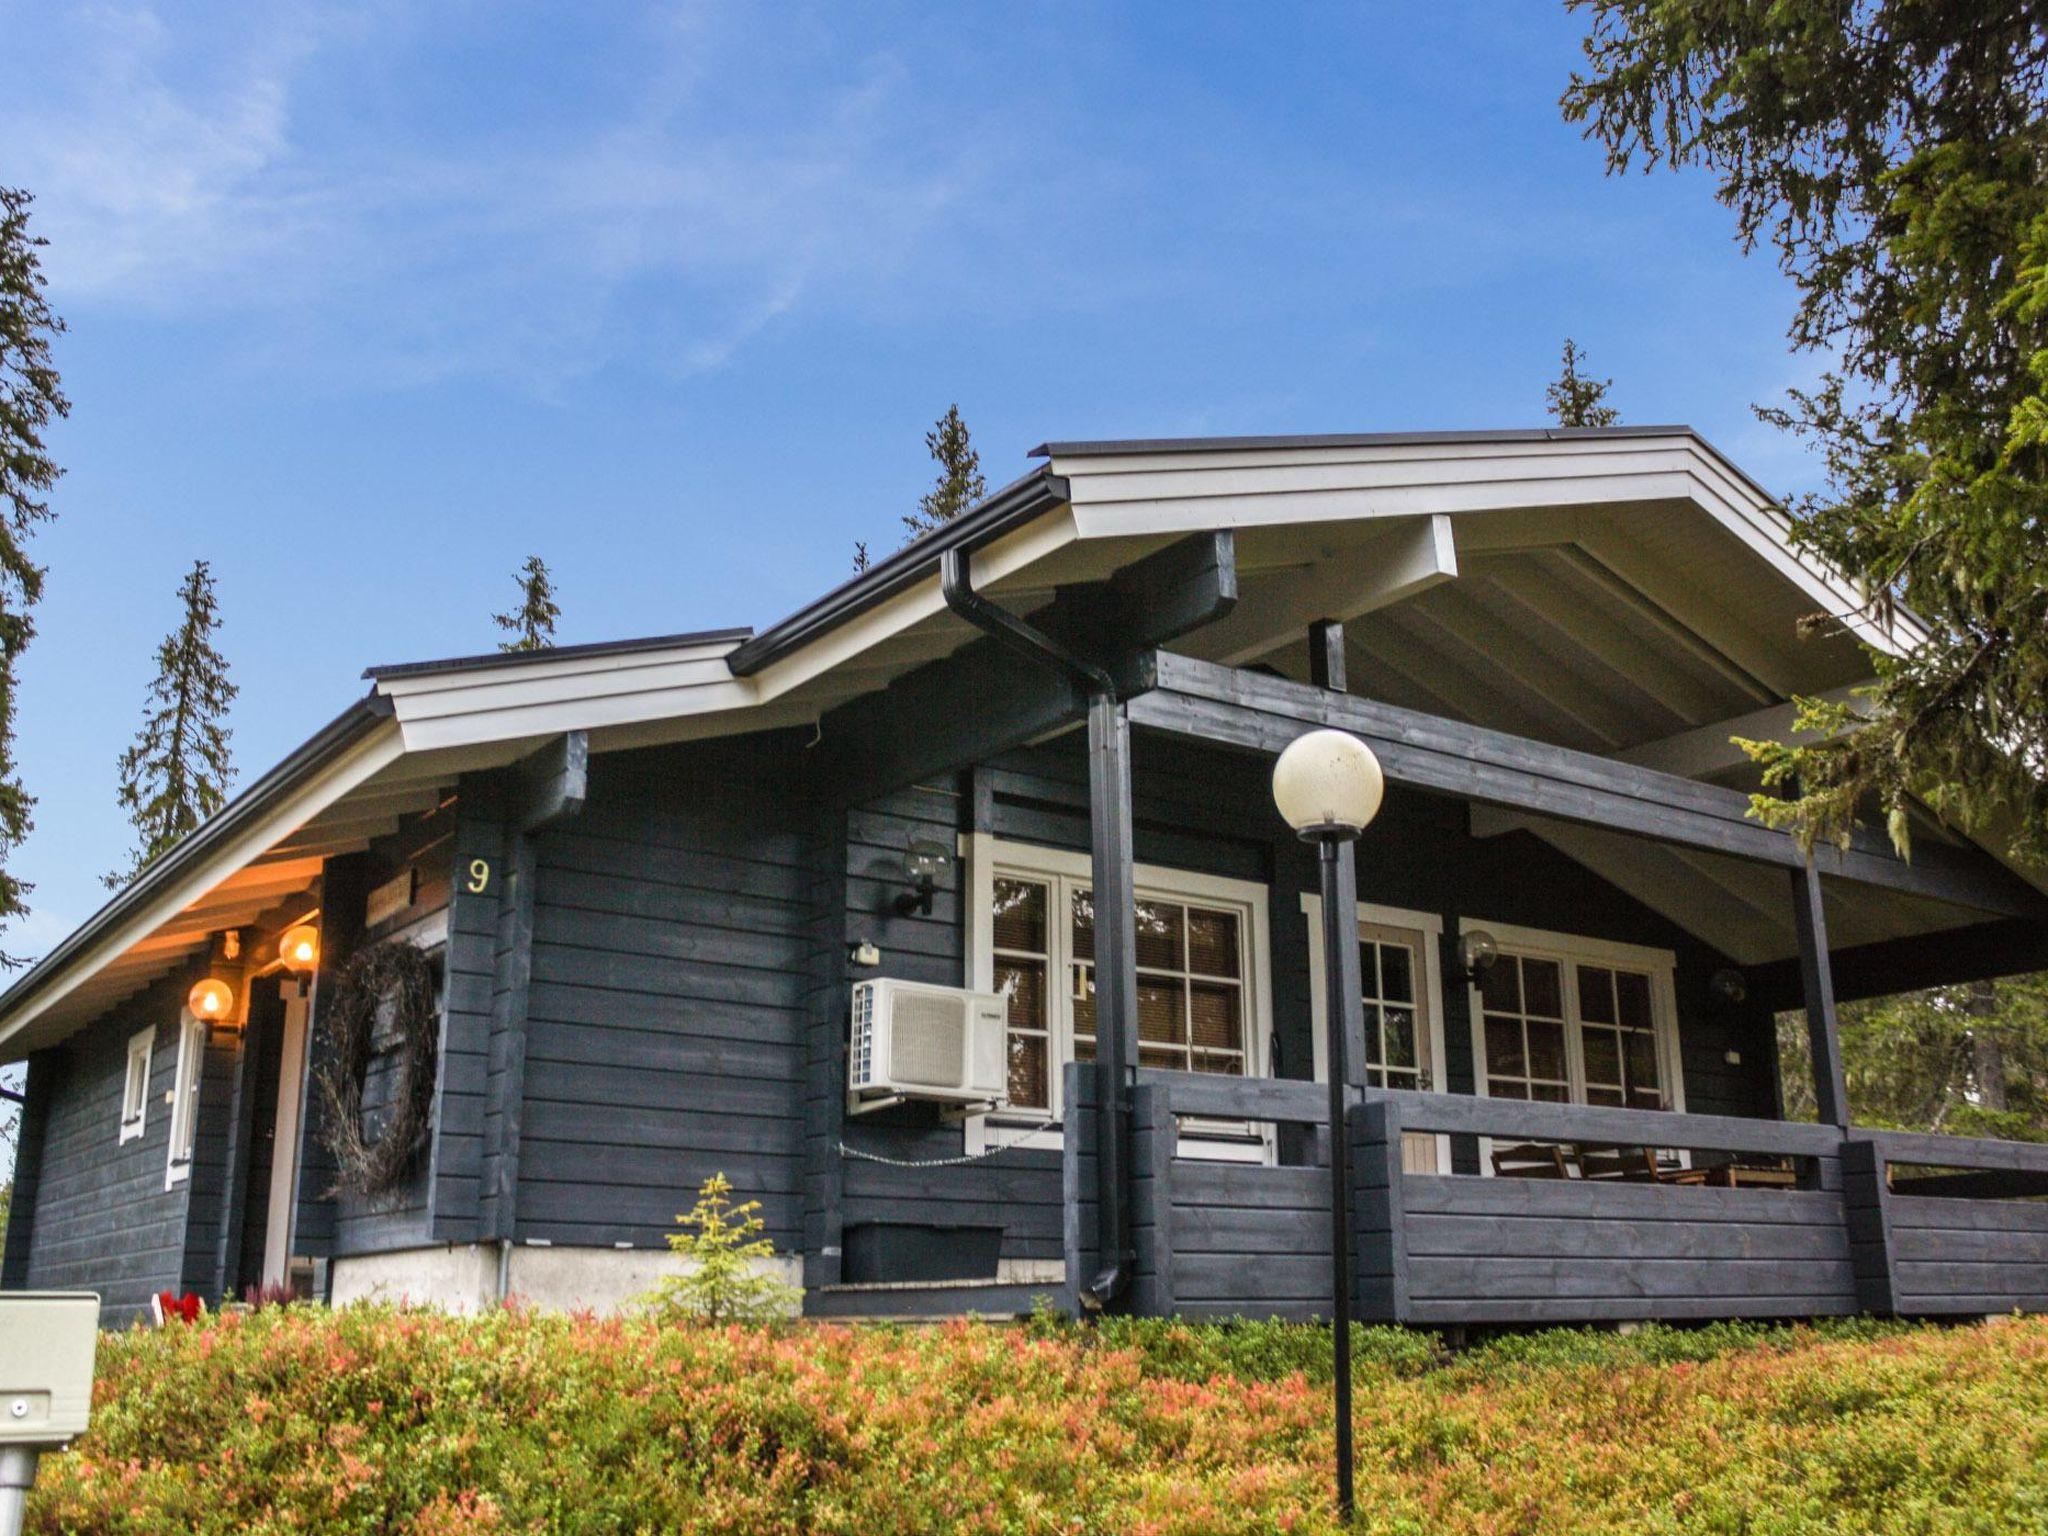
[0,693,394,1035]
[365,627,754,682]
[725,467,1069,678]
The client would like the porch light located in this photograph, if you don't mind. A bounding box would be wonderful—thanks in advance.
[894,837,952,917]
[1712,967,1748,1005]
[1456,929,1500,982]
[1272,729,1384,840]
[187,977,235,1021]
[278,924,320,973]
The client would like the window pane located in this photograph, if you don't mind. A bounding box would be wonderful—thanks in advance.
[1586,1086,1625,1107]
[1379,943,1413,1004]
[1070,888,1094,962]
[997,958,1045,1033]
[1139,1045,1183,1071]
[1485,1016,1526,1077]
[1072,976,1095,1042]
[1007,1032,1048,1109]
[1382,1007,1417,1071]
[1074,1035,1095,1063]
[1615,970,1654,1031]
[1526,1020,1567,1082]
[1530,1081,1570,1103]
[993,878,1046,953]
[1479,954,1521,1013]
[1489,1077,1529,1100]
[1194,1050,1243,1076]
[1625,1031,1663,1103]
[1134,902,1185,971]
[1186,908,1240,978]
[1522,958,1563,1019]
[1577,965,1616,1025]
[1137,978,1184,1044]
[1190,981,1242,1051]
[1582,1028,1621,1088]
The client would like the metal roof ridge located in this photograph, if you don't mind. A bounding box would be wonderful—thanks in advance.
[364,626,754,683]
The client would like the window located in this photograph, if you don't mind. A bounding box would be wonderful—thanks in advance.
[967,837,1271,1138]
[1464,922,1684,1125]
[1303,898,1449,1173]
[165,1009,206,1188]
[119,1026,153,1143]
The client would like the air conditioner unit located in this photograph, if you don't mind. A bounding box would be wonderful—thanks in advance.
[848,978,1007,1113]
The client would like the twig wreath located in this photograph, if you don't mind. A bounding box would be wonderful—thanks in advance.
[314,939,439,1198]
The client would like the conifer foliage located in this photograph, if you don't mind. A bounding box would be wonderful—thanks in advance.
[1545,338,1620,428]
[0,187,69,965]
[638,1171,801,1323]
[493,555,559,652]
[902,404,985,541]
[109,561,237,886]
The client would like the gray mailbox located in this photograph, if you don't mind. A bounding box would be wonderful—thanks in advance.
[0,1292,101,1536]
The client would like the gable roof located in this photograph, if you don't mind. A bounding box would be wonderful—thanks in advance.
[0,425,1982,1057]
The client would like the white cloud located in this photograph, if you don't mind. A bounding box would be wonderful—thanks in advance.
[2,2,1006,387]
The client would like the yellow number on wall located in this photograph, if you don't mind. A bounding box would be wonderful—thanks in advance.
[466,858,491,894]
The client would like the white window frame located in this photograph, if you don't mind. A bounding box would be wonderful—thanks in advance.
[960,834,1274,1157]
[164,1008,207,1189]
[1301,896,1452,1174]
[119,1026,154,1144]
[1460,919,1687,1171]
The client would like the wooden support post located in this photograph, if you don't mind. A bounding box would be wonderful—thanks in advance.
[1840,1137,1899,1315]
[1791,860,1851,1128]
[1351,1096,1410,1324]
[1129,1084,1176,1316]
[1088,691,1139,1304]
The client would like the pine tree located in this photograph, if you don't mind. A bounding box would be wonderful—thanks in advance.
[1545,339,1619,428]
[493,555,559,652]
[852,540,871,574]
[0,187,69,967]
[108,561,237,885]
[637,1171,803,1323]
[902,404,986,542]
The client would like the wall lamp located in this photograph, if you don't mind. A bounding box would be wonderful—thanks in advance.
[894,837,952,917]
[1453,928,1499,984]
[1711,967,1749,1005]
[187,977,236,1021]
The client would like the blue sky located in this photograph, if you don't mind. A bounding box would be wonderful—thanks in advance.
[0,0,1817,972]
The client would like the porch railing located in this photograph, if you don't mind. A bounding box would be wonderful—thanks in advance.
[1061,1065,2048,1325]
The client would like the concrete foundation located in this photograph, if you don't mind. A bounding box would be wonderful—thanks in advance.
[327,1244,805,1316]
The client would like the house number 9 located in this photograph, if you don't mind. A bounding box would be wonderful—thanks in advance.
[466,858,491,894]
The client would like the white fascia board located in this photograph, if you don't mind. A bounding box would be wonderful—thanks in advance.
[1614,683,1872,778]
[0,719,406,1055]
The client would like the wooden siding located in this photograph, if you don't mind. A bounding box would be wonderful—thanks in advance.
[10,965,209,1325]
[513,735,810,1248]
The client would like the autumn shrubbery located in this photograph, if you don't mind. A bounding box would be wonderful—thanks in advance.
[28,1306,2048,1534]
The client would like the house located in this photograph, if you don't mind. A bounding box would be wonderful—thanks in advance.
[5,426,2047,1328]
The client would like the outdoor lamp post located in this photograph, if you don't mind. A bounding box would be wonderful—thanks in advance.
[1272,728,1385,1525]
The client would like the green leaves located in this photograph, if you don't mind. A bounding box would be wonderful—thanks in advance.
[637,1171,803,1325]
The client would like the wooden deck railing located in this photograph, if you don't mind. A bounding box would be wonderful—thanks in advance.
[1061,1067,2048,1325]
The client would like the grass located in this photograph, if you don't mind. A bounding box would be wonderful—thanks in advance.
[25,1306,2048,1534]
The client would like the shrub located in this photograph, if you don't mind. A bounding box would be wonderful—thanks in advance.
[635,1171,803,1324]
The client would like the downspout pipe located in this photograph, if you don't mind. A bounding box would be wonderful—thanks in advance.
[938,549,1132,1308]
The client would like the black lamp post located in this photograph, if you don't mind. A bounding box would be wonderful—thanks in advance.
[1272,727,1385,1525]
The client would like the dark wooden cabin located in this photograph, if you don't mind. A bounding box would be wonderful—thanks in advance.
[6,427,2047,1327]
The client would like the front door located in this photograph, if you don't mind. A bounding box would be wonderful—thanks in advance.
[261,982,311,1287]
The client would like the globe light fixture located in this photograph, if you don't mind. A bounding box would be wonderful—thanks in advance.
[278,924,320,973]
[187,977,235,1021]
[1270,726,1384,1525]
[1272,728,1385,841]
[1456,928,1500,983]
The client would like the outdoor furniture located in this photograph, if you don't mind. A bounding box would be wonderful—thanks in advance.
[1491,1142,1571,1178]
[1572,1144,1663,1182]
[1702,1162,1799,1189]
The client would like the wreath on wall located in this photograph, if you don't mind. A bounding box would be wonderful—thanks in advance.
[314,940,440,1198]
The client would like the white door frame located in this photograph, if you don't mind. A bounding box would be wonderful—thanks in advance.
[261,980,311,1287]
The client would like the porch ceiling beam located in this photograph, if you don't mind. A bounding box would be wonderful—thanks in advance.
[813,531,1238,807]
[1748,916,2048,1010]
[1125,651,2048,920]
[1613,683,1870,779]
[1189,514,1455,667]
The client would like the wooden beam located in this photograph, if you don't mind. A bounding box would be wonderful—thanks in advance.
[1193,515,1454,667]
[1614,684,1869,779]
[1749,916,2048,1009]
[1126,652,2048,920]
[815,532,1237,807]
[517,731,587,833]
[1087,691,1138,1306]
[1791,861,1850,1128]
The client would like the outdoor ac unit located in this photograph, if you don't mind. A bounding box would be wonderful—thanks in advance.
[848,978,1007,1112]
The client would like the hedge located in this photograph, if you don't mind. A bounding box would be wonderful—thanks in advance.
[25,1307,2048,1534]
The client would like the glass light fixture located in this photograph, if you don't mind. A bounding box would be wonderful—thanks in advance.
[1271,729,1385,840]
[278,924,320,973]
[188,976,236,1020]
[894,836,953,916]
[1456,928,1499,982]
[1711,967,1749,1005]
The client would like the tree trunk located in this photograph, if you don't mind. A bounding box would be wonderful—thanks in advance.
[1969,979,2009,1113]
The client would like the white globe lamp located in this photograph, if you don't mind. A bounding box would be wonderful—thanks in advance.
[1272,728,1385,840]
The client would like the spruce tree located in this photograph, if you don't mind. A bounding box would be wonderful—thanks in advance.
[493,555,559,652]
[108,561,237,885]
[902,404,986,542]
[0,187,69,966]
[1545,339,1620,428]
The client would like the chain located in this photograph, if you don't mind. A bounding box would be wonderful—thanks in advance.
[836,1128,1060,1168]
